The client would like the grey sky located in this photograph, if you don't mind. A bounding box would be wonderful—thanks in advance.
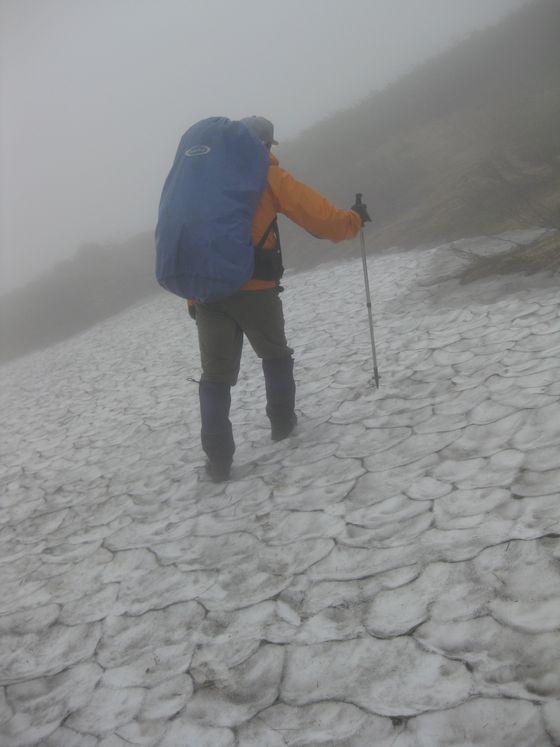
[1,0,528,292]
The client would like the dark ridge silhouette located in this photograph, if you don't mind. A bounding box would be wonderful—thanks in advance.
[0,233,158,363]
[2,0,559,363]
[278,0,560,270]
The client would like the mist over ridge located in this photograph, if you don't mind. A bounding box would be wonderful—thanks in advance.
[1,0,559,363]
[277,0,560,270]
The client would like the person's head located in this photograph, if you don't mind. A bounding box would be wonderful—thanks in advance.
[240,116,278,149]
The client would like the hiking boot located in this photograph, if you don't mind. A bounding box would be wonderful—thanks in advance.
[270,412,298,442]
[205,459,232,483]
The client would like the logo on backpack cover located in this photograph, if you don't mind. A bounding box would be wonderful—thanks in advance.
[185,145,211,157]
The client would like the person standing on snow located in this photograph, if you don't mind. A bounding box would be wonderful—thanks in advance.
[188,116,370,481]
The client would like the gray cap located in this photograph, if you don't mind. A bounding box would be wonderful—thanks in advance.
[240,116,278,146]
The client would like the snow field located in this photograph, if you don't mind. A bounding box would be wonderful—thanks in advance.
[1,230,560,745]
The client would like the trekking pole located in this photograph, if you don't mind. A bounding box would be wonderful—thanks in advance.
[355,193,380,388]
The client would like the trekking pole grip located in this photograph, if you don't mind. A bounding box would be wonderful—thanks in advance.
[355,193,363,207]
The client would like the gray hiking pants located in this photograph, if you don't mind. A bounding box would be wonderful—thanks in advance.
[195,288,294,385]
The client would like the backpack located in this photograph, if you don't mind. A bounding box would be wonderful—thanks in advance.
[155,117,270,302]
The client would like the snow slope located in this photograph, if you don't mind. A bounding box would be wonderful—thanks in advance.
[1,230,560,746]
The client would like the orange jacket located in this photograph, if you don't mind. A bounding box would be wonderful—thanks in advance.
[244,153,362,291]
[187,153,361,306]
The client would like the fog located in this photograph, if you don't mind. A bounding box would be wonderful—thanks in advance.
[0,0,528,292]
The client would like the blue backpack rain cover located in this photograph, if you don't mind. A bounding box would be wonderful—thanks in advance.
[155,117,270,302]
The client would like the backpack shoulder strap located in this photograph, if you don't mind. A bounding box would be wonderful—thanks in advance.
[255,218,278,252]
[253,217,284,285]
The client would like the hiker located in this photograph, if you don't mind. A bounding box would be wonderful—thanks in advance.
[156,115,370,481]
[189,117,370,481]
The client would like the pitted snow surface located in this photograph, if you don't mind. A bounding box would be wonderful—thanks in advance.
[1,231,560,745]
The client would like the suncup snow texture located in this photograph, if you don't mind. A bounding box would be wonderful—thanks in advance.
[1,228,560,745]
